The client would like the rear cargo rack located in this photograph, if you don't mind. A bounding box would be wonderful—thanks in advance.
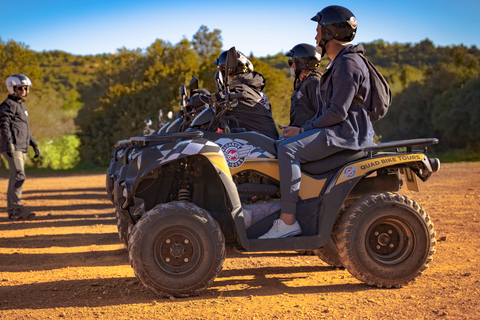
[363,138,438,157]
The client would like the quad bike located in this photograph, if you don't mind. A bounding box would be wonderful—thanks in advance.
[106,77,210,248]
[109,48,440,297]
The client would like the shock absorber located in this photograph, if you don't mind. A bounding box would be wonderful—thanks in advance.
[178,188,191,202]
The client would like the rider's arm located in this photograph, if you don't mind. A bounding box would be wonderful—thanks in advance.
[301,57,363,132]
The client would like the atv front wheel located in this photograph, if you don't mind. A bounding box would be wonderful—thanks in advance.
[336,192,436,288]
[129,202,225,297]
[116,202,144,251]
[116,209,130,250]
[313,235,343,268]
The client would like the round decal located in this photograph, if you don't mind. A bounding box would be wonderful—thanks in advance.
[226,148,239,161]
[220,141,252,168]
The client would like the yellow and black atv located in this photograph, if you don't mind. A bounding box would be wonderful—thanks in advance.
[110,49,440,297]
[113,127,439,297]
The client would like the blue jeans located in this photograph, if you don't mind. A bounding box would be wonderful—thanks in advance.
[277,128,343,215]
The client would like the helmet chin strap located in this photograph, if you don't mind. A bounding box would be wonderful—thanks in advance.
[316,40,327,58]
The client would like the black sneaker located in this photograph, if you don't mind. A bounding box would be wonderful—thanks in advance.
[9,209,36,220]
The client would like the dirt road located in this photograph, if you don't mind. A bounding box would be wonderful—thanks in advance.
[1,162,479,319]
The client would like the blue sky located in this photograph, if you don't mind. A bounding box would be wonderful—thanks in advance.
[1,0,479,57]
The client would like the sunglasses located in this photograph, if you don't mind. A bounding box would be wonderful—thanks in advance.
[288,59,293,67]
[16,86,28,91]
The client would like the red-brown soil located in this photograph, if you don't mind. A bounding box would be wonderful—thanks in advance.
[1,162,479,319]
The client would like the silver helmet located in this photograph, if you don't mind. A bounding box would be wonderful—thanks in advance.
[6,74,32,97]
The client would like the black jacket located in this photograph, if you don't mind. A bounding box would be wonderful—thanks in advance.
[0,95,37,153]
[227,72,279,140]
[289,71,321,127]
[302,44,374,150]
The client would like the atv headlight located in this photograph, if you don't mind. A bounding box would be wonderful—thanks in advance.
[137,152,142,170]
[116,149,124,160]
[121,183,132,210]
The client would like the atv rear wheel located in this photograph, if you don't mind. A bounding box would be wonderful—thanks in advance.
[336,192,436,288]
[129,201,225,297]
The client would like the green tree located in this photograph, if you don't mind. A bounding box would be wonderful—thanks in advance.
[192,26,223,94]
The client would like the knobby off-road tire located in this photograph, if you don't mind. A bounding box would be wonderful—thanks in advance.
[129,201,225,297]
[314,211,344,268]
[116,202,145,251]
[313,235,344,268]
[116,209,130,250]
[336,192,436,288]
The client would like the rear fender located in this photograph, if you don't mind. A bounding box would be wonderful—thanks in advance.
[331,153,427,188]
[316,152,431,246]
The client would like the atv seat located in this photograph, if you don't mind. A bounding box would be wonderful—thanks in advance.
[301,149,367,175]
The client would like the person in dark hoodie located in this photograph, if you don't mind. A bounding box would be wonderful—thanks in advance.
[285,43,322,128]
[214,49,279,140]
[260,5,374,238]
[0,74,40,220]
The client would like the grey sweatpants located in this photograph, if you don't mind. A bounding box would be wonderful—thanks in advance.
[277,128,343,215]
[1,151,26,214]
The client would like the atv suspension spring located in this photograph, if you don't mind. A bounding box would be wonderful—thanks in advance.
[177,188,191,202]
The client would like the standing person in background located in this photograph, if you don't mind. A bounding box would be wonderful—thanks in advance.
[284,43,322,128]
[260,5,374,238]
[0,74,40,220]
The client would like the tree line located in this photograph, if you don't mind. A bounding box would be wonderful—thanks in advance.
[1,27,479,167]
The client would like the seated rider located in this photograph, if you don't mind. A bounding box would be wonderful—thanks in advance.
[260,5,374,239]
[214,49,279,140]
[285,43,322,128]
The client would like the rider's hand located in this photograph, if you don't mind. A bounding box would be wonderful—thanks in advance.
[282,126,301,139]
[6,143,14,158]
[33,145,41,158]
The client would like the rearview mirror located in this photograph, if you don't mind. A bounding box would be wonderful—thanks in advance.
[179,84,186,97]
[179,84,187,108]
[189,77,199,92]
[215,70,224,91]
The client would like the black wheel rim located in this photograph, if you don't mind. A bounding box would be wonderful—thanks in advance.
[366,216,416,266]
[153,226,203,277]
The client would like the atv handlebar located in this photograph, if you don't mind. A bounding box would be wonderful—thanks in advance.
[209,91,246,104]
[227,91,246,101]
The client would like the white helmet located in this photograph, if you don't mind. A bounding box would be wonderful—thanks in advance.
[6,74,32,96]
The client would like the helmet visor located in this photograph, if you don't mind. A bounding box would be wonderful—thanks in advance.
[311,12,321,22]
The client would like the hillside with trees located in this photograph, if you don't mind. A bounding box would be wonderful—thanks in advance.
[1,28,479,167]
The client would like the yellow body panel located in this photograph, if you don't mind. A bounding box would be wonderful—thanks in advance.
[230,159,327,200]
[203,152,232,179]
[336,153,425,186]
[230,159,279,179]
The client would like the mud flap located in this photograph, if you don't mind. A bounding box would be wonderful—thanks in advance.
[404,168,419,192]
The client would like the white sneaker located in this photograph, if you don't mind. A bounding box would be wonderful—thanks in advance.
[258,219,302,239]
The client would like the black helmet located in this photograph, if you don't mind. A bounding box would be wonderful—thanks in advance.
[311,6,357,49]
[213,48,254,77]
[286,43,321,75]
